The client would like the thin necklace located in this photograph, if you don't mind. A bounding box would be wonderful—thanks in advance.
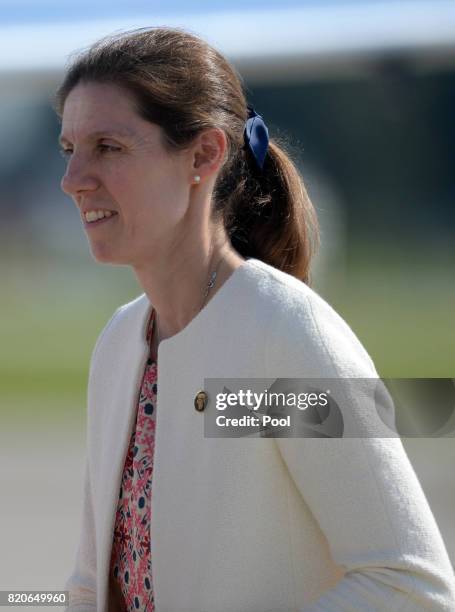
[153,251,226,349]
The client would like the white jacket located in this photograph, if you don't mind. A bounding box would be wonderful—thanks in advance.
[65,257,455,611]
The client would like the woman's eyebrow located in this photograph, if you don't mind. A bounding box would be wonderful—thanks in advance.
[58,128,135,146]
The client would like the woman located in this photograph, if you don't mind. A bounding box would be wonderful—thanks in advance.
[54,26,455,611]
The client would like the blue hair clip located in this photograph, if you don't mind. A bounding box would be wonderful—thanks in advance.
[243,105,269,171]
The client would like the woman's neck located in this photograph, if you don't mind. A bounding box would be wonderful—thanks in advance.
[146,249,246,357]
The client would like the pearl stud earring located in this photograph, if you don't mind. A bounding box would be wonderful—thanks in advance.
[193,175,201,184]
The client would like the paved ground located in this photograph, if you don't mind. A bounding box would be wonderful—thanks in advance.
[0,421,86,611]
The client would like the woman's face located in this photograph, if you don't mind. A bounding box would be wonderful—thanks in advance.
[59,81,193,266]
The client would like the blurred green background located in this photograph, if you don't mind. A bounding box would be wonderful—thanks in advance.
[0,234,455,423]
[2,238,453,429]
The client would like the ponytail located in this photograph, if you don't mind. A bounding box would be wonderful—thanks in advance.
[214,132,320,285]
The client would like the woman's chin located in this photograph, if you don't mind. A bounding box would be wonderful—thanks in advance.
[89,246,126,265]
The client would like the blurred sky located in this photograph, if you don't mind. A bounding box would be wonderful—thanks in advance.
[2,0,454,77]
[0,0,424,24]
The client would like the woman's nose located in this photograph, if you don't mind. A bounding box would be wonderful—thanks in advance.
[60,154,98,196]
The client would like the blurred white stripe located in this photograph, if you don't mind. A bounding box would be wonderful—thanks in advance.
[0,0,454,74]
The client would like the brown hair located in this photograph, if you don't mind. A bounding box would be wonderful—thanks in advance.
[52,26,319,284]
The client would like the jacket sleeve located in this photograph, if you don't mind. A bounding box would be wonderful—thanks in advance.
[63,305,125,611]
[271,290,455,611]
[63,455,97,611]
[275,436,455,611]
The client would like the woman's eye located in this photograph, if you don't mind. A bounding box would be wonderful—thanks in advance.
[97,144,120,153]
[58,144,120,160]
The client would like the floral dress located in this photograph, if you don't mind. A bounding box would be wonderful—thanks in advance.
[108,307,157,611]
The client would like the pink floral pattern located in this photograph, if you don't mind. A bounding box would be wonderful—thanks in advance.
[109,308,157,611]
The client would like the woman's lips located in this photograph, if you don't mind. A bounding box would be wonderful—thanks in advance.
[83,213,118,229]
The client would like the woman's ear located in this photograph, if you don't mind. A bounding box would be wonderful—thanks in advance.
[191,127,228,182]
